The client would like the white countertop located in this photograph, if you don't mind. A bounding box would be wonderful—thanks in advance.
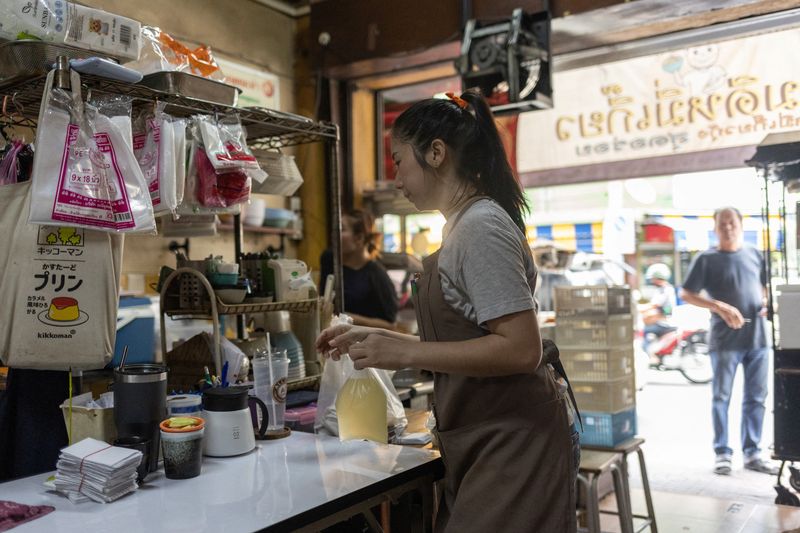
[0,432,442,532]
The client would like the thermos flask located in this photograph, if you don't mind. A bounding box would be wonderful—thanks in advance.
[114,363,168,474]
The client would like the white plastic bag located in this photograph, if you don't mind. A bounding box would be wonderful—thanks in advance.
[158,115,177,214]
[173,118,188,207]
[28,69,155,233]
[314,315,407,440]
[133,103,177,215]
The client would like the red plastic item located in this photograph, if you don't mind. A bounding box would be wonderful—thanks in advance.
[643,223,674,243]
[195,148,250,207]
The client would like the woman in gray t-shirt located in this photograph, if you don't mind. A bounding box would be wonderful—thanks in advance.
[317,91,577,532]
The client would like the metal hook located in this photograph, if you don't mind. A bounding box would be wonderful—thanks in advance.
[10,92,24,118]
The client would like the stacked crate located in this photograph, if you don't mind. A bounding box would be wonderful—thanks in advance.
[554,286,637,447]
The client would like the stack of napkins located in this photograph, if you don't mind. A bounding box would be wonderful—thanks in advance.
[54,438,142,503]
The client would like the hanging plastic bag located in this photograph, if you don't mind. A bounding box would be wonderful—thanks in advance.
[133,103,177,215]
[195,148,251,208]
[128,26,224,80]
[173,118,188,207]
[28,69,156,233]
[315,315,407,441]
[175,119,243,216]
[90,94,134,149]
[196,114,267,183]
[158,115,178,214]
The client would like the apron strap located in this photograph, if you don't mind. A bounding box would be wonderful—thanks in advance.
[543,339,583,431]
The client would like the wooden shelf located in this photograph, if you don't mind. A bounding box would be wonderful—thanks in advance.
[217,223,294,236]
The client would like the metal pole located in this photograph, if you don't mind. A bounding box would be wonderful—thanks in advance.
[329,128,344,314]
[781,184,789,281]
[234,212,245,339]
[762,170,777,351]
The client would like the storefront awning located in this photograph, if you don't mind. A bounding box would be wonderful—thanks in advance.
[527,222,604,253]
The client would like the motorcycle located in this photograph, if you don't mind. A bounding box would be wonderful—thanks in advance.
[646,326,712,384]
[636,304,714,385]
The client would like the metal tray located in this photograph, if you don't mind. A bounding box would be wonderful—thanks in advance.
[0,40,96,90]
[139,72,241,106]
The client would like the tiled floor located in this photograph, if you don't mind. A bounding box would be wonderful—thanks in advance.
[595,488,800,532]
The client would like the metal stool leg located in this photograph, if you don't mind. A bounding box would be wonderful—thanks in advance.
[577,472,601,533]
[611,463,634,533]
[588,473,601,533]
[636,447,658,533]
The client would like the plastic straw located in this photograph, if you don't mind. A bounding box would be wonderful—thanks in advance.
[119,345,129,370]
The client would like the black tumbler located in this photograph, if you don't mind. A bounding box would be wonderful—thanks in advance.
[114,364,168,474]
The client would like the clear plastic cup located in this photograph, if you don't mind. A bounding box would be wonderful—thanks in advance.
[252,349,289,432]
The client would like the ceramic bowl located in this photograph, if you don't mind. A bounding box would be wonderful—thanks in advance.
[215,288,247,304]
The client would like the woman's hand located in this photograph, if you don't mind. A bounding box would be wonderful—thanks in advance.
[349,334,410,370]
[315,324,379,360]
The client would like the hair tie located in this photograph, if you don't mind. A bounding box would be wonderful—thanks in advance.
[445,92,469,110]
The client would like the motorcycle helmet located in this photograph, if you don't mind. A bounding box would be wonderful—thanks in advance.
[645,263,671,282]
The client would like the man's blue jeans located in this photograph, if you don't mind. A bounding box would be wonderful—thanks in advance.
[710,347,770,458]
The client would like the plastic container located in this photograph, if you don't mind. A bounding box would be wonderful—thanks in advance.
[554,286,631,317]
[571,375,636,413]
[209,272,239,286]
[285,404,317,433]
[560,346,634,381]
[166,395,203,417]
[778,285,800,348]
[555,314,633,348]
[579,408,637,447]
[60,403,116,445]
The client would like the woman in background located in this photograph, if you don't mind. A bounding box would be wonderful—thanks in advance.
[320,209,398,329]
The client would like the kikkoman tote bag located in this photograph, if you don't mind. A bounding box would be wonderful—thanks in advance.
[0,181,122,370]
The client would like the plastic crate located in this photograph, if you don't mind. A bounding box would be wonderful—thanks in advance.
[579,408,637,447]
[560,346,634,381]
[555,314,633,348]
[554,286,631,317]
[571,375,636,413]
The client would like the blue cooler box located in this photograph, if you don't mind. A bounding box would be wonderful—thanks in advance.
[579,407,637,447]
[111,297,156,368]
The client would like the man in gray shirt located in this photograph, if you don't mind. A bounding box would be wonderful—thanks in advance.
[681,207,776,476]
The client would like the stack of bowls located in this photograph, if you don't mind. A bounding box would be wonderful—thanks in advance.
[271,330,306,381]
[243,198,266,227]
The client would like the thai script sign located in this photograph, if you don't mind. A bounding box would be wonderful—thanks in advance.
[517,28,800,172]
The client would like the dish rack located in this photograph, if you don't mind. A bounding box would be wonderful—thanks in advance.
[160,268,321,390]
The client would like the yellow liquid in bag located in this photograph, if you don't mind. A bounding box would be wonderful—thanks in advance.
[336,371,387,443]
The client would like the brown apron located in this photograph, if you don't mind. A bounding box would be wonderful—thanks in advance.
[413,198,576,533]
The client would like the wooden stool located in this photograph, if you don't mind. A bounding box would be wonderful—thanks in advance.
[584,438,657,533]
[578,450,633,533]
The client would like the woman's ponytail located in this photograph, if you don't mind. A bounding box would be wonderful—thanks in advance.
[458,91,528,233]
